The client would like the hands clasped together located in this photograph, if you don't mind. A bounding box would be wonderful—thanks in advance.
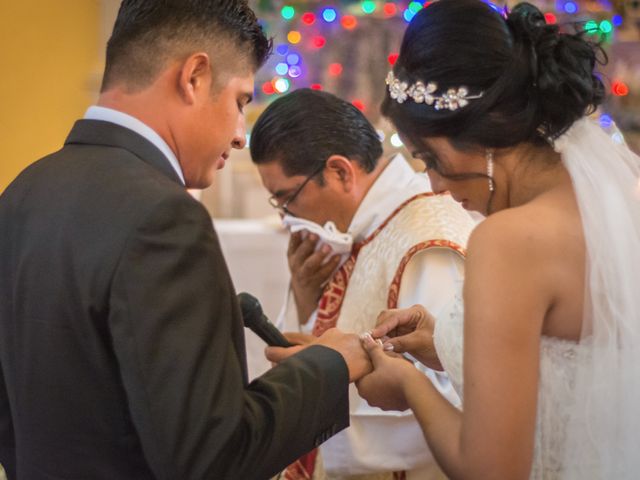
[265,304,441,411]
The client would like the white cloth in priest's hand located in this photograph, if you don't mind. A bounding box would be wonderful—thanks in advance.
[281,214,353,267]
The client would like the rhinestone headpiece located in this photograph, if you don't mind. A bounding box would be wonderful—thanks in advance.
[385,71,484,111]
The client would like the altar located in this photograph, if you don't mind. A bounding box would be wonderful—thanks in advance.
[214,218,291,380]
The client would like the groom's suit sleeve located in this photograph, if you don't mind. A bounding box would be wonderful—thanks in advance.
[0,361,15,479]
[108,192,349,480]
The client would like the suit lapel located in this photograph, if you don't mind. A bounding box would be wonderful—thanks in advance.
[65,119,183,185]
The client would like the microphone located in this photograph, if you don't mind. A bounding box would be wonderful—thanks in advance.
[238,292,293,348]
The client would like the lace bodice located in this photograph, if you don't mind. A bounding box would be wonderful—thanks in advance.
[433,288,593,479]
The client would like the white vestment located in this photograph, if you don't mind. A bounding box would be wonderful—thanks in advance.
[279,155,477,478]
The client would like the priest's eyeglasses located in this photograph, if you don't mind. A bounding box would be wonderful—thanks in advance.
[268,162,326,216]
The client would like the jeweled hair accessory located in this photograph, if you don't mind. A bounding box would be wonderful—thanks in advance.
[386,71,484,111]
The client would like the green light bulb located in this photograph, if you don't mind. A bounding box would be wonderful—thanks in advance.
[409,2,423,13]
[584,20,597,33]
[599,20,613,33]
[362,1,376,14]
[281,5,295,20]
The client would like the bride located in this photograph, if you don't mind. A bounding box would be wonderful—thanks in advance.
[356,0,640,478]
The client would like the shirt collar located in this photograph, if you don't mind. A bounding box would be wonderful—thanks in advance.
[84,106,185,185]
[348,154,432,242]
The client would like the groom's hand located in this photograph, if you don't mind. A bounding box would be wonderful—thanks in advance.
[266,328,372,382]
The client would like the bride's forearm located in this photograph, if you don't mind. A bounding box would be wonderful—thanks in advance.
[404,373,465,479]
[405,375,525,480]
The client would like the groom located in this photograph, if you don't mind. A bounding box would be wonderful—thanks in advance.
[0,2,371,479]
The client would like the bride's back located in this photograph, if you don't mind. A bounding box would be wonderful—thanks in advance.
[518,174,586,341]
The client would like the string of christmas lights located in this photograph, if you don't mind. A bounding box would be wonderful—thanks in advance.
[250,0,636,148]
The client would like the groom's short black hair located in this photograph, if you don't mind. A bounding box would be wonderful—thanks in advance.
[102,0,271,92]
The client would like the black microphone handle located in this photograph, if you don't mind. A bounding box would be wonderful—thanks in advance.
[238,292,293,347]
[251,322,293,348]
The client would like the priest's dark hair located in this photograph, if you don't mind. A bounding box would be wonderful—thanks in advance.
[250,88,383,183]
[102,0,271,92]
[381,0,605,152]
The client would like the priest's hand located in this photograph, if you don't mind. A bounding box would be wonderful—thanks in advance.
[288,231,340,324]
[370,305,443,370]
[266,328,372,382]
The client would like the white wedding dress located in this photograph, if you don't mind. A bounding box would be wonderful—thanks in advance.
[434,287,587,479]
[433,118,640,479]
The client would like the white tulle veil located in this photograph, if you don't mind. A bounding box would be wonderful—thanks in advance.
[555,117,640,478]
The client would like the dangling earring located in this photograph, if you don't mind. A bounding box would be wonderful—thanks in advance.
[486,149,495,192]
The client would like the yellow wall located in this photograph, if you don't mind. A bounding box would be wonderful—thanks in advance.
[0,1,101,192]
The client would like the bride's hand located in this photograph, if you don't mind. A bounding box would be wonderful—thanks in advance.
[356,333,422,411]
[370,305,443,370]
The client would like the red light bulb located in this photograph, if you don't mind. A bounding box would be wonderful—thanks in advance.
[301,12,316,25]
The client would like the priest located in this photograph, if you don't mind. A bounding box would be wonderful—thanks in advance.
[250,89,477,480]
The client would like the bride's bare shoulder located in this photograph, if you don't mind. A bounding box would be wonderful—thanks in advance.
[467,198,577,261]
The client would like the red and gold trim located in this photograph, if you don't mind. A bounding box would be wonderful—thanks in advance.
[282,450,317,480]
[387,239,466,309]
[314,193,437,337]
[313,245,360,337]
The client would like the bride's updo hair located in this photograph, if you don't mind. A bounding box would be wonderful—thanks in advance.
[381,0,605,150]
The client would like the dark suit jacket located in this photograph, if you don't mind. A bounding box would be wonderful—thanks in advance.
[0,120,349,480]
